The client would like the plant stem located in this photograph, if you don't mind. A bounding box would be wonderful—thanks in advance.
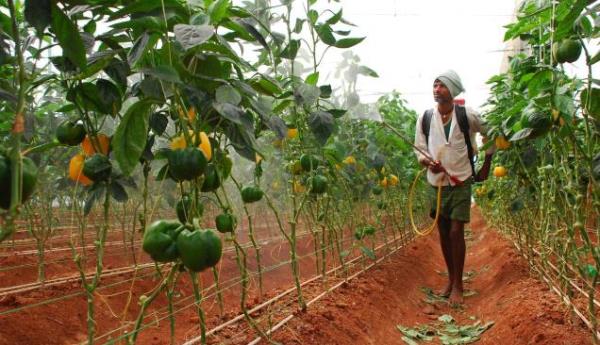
[128,265,178,344]
[190,271,207,345]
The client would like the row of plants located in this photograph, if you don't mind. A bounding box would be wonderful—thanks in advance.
[476,0,599,341]
[0,0,427,344]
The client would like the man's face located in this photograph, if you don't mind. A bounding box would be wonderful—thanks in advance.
[433,79,452,103]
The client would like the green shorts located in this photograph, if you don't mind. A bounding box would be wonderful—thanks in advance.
[428,180,472,223]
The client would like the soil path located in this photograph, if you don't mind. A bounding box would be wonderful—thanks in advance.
[269,207,592,345]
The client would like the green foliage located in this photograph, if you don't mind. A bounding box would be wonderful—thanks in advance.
[0,2,441,344]
[50,4,86,69]
[112,100,153,176]
[397,315,494,345]
[477,5,600,340]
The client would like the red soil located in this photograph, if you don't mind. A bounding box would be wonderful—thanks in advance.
[0,207,593,345]
[268,207,592,345]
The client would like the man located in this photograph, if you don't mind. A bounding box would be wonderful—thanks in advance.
[414,70,493,304]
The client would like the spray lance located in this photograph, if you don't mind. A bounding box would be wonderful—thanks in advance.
[378,121,464,186]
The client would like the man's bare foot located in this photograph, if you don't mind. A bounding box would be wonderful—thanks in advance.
[439,282,452,298]
[448,289,463,305]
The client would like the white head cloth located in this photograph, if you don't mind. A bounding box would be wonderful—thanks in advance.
[435,70,465,98]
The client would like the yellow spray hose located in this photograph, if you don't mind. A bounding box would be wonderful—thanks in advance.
[379,121,450,236]
[408,168,442,236]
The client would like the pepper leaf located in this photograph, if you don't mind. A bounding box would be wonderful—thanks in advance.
[25,0,51,36]
[50,4,86,69]
[113,100,153,176]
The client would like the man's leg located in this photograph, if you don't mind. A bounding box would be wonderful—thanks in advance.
[448,220,466,304]
[437,216,453,297]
